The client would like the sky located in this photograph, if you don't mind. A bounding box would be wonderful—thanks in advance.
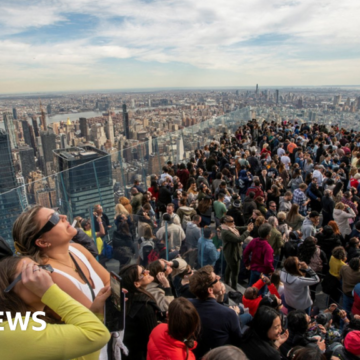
[1,0,360,93]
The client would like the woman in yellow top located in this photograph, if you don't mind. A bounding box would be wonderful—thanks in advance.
[13,206,111,359]
[0,256,110,360]
[323,246,347,305]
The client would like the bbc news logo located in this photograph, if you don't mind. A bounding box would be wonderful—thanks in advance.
[0,312,46,331]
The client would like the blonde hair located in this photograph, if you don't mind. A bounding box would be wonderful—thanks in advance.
[335,202,345,210]
[12,205,43,261]
[277,212,286,221]
[115,203,129,217]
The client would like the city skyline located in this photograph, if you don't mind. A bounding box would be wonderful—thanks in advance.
[1,0,360,93]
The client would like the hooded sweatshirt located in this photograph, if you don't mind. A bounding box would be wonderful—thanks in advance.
[243,237,274,274]
[280,267,319,310]
[185,222,201,249]
[301,217,316,238]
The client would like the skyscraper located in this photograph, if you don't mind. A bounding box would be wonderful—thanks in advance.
[255,84,259,95]
[79,117,89,140]
[19,146,35,180]
[176,135,185,162]
[3,112,17,149]
[47,104,52,115]
[53,146,114,220]
[40,130,56,176]
[275,90,280,105]
[32,117,40,137]
[123,104,130,139]
[12,108,18,120]
[105,114,115,145]
[40,102,47,131]
[21,120,32,147]
[0,130,24,247]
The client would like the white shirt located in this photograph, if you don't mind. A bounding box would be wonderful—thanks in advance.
[277,147,285,157]
[313,170,323,185]
[281,155,291,170]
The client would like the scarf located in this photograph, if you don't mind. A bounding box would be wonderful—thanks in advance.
[221,224,240,237]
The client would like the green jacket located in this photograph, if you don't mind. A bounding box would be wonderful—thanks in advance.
[221,226,250,263]
[268,228,284,256]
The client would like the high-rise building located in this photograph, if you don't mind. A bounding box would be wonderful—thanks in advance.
[79,117,88,140]
[40,102,47,131]
[21,120,32,147]
[59,133,67,149]
[12,108,18,120]
[32,117,40,137]
[334,95,341,106]
[16,175,29,209]
[19,146,35,180]
[40,130,56,176]
[0,130,24,247]
[47,104,52,115]
[131,99,135,109]
[148,98,151,107]
[3,112,17,149]
[275,90,280,105]
[105,114,114,145]
[53,146,114,220]
[123,104,130,139]
[255,84,259,95]
[176,135,184,162]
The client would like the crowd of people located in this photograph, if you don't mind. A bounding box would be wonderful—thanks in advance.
[3,118,360,359]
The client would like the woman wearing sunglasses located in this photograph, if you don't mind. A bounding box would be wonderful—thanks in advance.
[0,256,111,360]
[13,206,111,358]
[119,264,160,360]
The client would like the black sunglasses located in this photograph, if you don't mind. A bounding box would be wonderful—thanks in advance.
[31,212,60,245]
[208,278,219,287]
[4,264,54,293]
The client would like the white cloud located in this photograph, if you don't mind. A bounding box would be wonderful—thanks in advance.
[0,0,360,91]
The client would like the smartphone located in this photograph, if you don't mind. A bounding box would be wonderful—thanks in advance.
[105,271,125,332]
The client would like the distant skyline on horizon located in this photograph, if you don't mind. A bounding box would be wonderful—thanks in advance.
[1,0,360,93]
[2,84,360,97]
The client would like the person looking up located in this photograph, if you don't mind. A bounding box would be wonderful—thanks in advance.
[0,256,111,360]
[188,265,242,359]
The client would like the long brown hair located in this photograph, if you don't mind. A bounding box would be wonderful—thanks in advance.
[286,203,300,223]
[168,297,200,360]
[284,257,303,276]
[12,205,43,261]
[118,264,155,314]
[0,256,56,323]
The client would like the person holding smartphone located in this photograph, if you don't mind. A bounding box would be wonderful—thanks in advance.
[0,256,111,360]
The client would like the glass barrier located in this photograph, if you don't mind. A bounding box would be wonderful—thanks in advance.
[0,106,252,249]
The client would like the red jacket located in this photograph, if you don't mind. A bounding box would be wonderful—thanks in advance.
[147,323,197,360]
[242,279,280,316]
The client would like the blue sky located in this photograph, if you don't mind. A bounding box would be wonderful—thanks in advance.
[1,0,360,93]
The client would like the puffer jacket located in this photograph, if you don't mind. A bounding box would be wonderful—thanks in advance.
[147,323,196,360]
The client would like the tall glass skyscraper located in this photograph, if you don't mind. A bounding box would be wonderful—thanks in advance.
[53,145,114,221]
[0,130,24,248]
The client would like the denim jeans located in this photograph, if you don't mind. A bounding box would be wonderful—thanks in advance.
[342,294,354,315]
[249,270,268,296]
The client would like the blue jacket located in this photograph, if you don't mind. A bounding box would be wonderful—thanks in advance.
[197,237,220,266]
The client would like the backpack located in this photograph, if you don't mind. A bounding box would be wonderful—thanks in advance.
[148,246,165,263]
[309,247,323,273]
[138,237,154,260]
[182,213,192,230]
